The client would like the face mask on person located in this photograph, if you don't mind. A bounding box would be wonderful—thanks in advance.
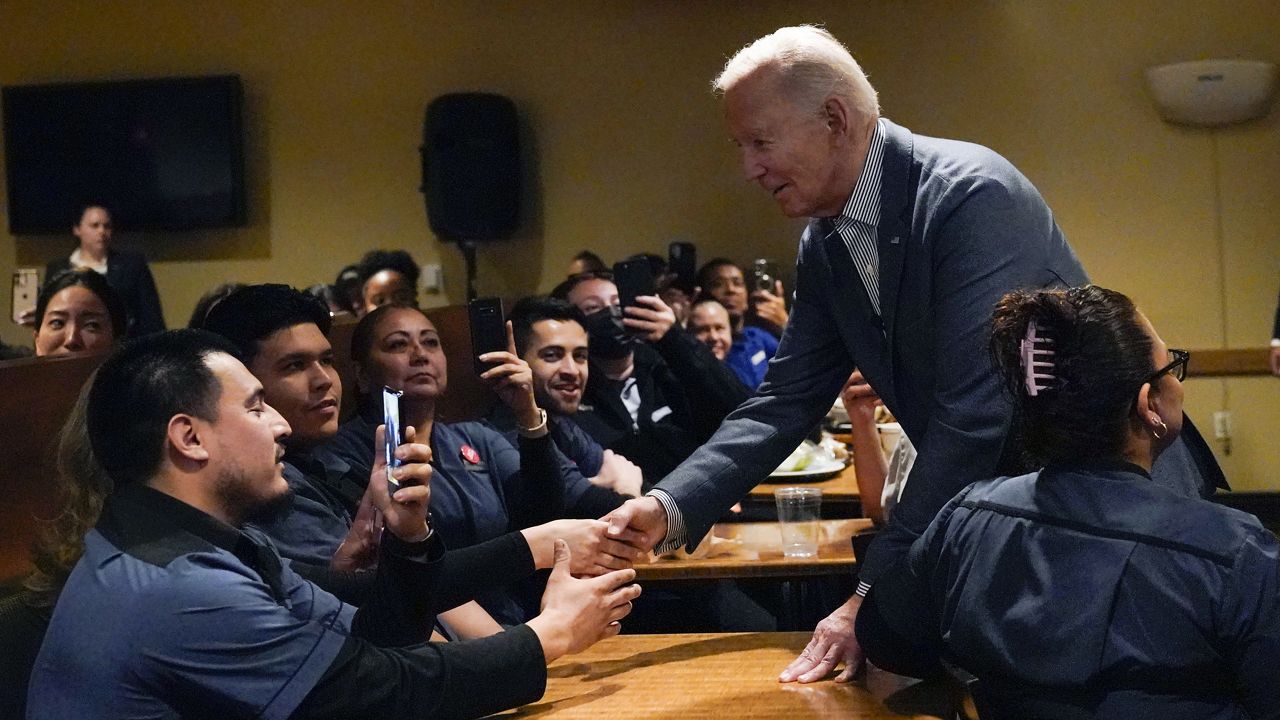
[582,306,636,360]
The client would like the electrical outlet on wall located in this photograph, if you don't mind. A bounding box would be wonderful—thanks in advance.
[421,264,443,294]
[1213,410,1232,440]
[1213,410,1233,456]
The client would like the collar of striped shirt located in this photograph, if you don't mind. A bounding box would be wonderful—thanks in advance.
[832,118,886,232]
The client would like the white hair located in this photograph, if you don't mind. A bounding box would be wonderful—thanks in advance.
[712,25,880,119]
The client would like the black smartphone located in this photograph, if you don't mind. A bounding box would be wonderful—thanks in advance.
[613,258,656,312]
[750,259,779,293]
[382,386,404,491]
[667,241,696,290]
[468,297,507,376]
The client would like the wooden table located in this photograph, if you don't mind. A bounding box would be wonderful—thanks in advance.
[486,632,950,719]
[634,518,871,581]
[745,463,863,518]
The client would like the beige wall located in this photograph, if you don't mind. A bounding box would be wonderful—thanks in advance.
[2,1,1277,487]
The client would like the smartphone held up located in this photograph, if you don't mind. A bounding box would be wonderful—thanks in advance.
[382,386,404,492]
[468,297,507,377]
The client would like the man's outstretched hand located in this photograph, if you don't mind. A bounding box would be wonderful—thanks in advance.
[779,594,865,683]
[602,496,669,553]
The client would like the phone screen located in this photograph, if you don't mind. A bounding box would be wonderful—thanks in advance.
[468,297,507,376]
[382,386,403,491]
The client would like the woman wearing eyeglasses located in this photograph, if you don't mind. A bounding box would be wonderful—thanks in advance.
[856,285,1278,719]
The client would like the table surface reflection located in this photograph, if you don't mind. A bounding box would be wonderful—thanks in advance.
[486,632,951,719]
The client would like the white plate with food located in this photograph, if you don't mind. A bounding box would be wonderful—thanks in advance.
[765,440,847,481]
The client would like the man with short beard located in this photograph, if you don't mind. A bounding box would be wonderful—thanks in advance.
[28,330,641,719]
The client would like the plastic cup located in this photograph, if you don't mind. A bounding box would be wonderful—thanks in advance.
[774,487,822,558]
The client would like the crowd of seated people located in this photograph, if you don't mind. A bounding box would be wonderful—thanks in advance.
[6,235,1276,719]
[10,222,1280,712]
[8,20,1277,719]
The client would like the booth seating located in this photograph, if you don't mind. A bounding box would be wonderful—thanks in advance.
[0,304,495,584]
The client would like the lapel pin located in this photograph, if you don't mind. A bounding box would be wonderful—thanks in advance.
[460,444,481,464]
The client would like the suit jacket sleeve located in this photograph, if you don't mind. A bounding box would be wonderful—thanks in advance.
[649,228,854,549]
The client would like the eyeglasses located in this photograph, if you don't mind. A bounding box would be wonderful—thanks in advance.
[1148,348,1190,383]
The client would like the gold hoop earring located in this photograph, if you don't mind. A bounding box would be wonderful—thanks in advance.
[1151,418,1168,440]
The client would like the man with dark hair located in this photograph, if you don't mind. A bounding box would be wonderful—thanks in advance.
[355,249,420,315]
[494,296,642,501]
[197,284,358,564]
[696,258,783,386]
[549,273,750,486]
[199,285,635,633]
[502,294,774,634]
[28,329,640,719]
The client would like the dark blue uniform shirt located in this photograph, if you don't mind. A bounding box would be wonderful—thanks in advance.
[325,414,567,624]
[861,461,1280,719]
[29,485,353,719]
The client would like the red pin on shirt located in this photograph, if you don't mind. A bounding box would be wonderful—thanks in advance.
[460,444,481,464]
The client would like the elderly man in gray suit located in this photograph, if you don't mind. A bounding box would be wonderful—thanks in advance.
[605,25,1220,682]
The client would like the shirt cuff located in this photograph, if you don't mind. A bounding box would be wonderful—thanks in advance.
[646,488,687,554]
[1270,338,1280,348]
[855,580,872,598]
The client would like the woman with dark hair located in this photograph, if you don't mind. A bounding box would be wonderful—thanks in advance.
[325,303,637,624]
[353,249,419,316]
[33,269,127,356]
[857,285,1279,718]
[45,203,165,337]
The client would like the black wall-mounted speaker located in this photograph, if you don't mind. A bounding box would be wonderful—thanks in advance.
[421,93,520,242]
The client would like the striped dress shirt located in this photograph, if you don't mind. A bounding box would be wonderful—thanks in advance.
[826,119,886,317]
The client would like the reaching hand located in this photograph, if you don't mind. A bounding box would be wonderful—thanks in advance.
[521,518,646,576]
[591,449,643,497]
[479,321,541,427]
[779,594,865,683]
[622,295,677,343]
[840,369,883,425]
[370,424,433,542]
[750,280,789,332]
[602,495,668,552]
[526,540,642,661]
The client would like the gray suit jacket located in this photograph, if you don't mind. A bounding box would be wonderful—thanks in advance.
[655,119,1090,584]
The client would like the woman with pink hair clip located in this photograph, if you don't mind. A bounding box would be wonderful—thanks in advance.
[856,285,1278,720]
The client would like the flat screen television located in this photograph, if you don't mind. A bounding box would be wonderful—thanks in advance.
[2,75,245,234]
